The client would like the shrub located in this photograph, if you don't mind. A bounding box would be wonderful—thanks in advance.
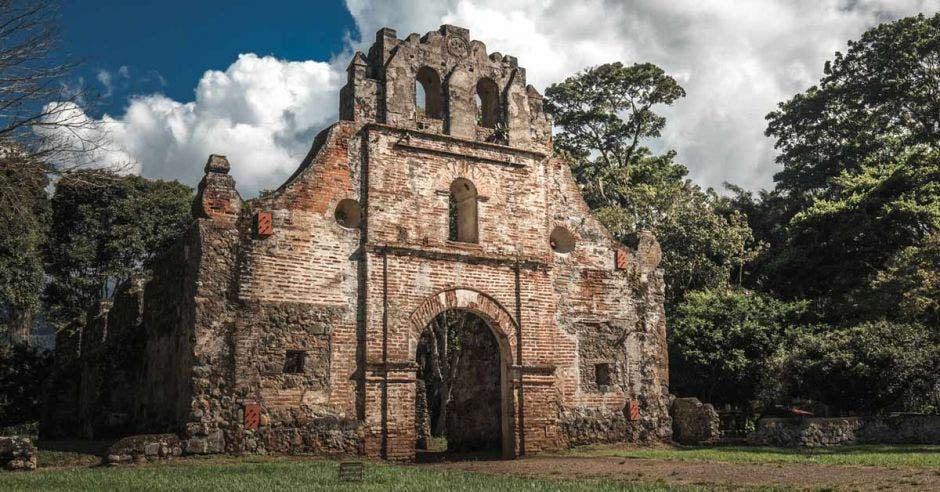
[778,321,940,414]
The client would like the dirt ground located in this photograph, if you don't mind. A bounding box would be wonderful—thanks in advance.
[418,455,940,490]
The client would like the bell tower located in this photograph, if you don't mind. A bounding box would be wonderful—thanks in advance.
[339,25,552,151]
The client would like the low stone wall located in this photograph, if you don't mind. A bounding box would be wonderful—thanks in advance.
[560,407,650,446]
[105,416,363,465]
[105,433,186,464]
[0,437,36,471]
[751,415,940,447]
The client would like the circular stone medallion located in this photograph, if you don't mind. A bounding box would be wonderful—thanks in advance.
[447,37,470,58]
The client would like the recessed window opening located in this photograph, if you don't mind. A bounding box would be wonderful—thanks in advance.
[448,178,478,243]
[335,199,362,229]
[475,78,500,128]
[283,350,306,374]
[550,226,576,253]
[416,67,443,119]
[595,363,612,390]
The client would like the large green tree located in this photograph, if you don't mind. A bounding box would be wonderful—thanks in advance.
[0,149,50,345]
[669,288,805,411]
[757,14,940,319]
[777,321,940,414]
[545,62,755,306]
[766,13,940,204]
[545,62,685,210]
[44,170,193,324]
[772,146,939,317]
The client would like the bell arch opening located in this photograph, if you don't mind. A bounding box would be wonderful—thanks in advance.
[414,309,505,459]
[475,77,500,128]
[416,66,443,119]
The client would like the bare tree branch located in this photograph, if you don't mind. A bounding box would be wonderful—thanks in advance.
[0,0,110,169]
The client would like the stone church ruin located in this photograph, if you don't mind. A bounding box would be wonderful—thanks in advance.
[43,25,671,460]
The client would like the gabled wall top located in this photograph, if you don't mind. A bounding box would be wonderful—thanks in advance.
[339,24,552,151]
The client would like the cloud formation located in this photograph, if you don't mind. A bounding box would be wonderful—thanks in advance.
[60,0,940,195]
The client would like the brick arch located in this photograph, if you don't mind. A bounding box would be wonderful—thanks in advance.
[406,287,518,458]
[407,288,516,365]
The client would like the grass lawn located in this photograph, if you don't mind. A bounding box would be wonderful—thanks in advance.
[0,456,690,492]
[564,443,940,468]
[4,443,938,491]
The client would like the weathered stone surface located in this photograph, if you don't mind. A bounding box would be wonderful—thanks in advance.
[105,433,184,465]
[670,397,720,444]
[750,415,940,447]
[43,24,672,461]
[0,437,36,471]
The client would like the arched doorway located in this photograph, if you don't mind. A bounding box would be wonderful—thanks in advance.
[406,288,518,460]
[415,309,502,457]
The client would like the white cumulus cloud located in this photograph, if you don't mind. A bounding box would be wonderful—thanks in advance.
[52,0,940,195]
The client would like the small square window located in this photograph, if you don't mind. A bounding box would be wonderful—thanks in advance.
[283,350,306,374]
[595,363,612,390]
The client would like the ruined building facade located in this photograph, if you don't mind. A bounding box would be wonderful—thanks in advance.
[43,25,671,460]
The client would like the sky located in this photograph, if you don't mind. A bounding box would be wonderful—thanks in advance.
[55,0,940,196]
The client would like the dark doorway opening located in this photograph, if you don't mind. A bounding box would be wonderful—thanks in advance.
[415,309,502,461]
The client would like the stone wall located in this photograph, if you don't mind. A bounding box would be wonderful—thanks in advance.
[42,224,202,440]
[751,415,940,447]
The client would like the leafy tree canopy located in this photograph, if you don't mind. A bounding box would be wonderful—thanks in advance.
[546,62,685,210]
[749,14,940,322]
[777,321,940,414]
[770,144,940,318]
[44,170,193,324]
[766,13,940,203]
[546,62,755,306]
[669,288,806,410]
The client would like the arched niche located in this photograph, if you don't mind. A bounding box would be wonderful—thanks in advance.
[415,66,443,119]
[475,77,501,128]
[449,178,478,243]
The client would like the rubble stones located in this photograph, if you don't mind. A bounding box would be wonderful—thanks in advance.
[105,434,185,464]
[0,437,36,471]
[670,397,721,444]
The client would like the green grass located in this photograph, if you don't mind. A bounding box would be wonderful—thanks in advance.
[564,444,940,468]
[7,442,938,490]
[0,456,694,492]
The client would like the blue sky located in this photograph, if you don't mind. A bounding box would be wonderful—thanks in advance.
[52,1,940,195]
[62,1,354,117]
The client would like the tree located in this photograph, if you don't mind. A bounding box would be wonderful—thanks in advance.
[868,232,940,325]
[766,13,940,204]
[777,321,940,414]
[759,14,940,321]
[669,289,805,411]
[0,149,49,345]
[546,63,755,306]
[44,170,193,325]
[545,62,685,210]
[770,146,939,318]
[0,0,102,162]
[0,343,52,428]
